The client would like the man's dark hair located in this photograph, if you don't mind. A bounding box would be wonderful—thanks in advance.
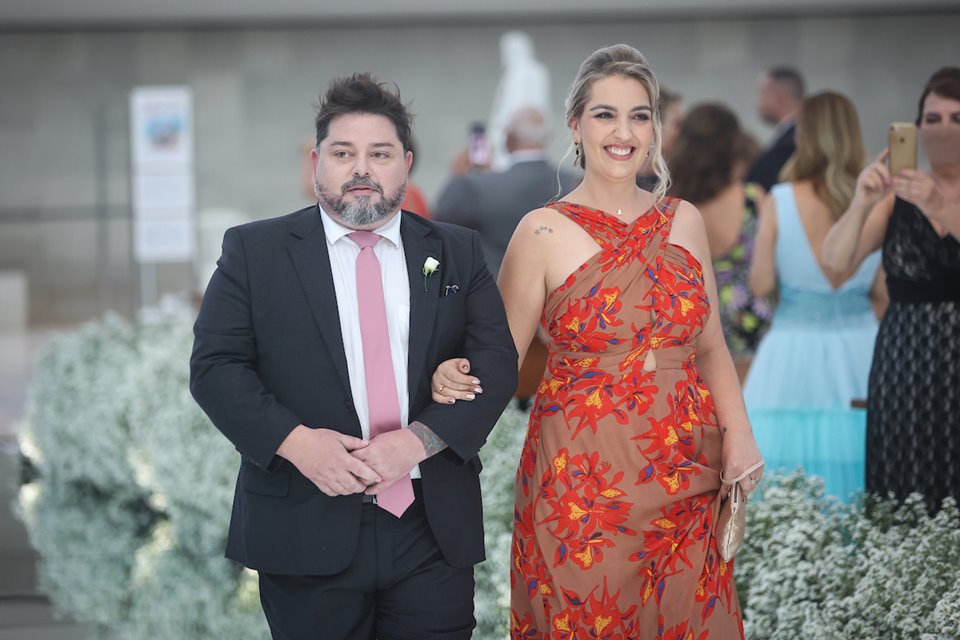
[314,73,413,152]
[767,66,805,102]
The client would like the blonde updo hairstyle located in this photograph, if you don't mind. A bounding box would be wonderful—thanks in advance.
[565,44,669,200]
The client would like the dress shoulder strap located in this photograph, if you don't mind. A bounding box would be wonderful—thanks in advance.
[650,196,682,245]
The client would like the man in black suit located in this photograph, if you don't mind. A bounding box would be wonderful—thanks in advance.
[434,106,579,278]
[190,73,517,640]
[746,66,805,192]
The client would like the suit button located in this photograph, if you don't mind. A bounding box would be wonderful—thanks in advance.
[345,400,354,412]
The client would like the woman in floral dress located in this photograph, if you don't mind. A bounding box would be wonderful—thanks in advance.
[433,45,762,639]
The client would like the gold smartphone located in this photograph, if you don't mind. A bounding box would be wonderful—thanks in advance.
[888,122,917,174]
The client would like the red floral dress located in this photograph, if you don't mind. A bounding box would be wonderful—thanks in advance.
[510,199,744,639]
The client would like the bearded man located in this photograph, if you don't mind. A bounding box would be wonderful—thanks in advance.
[190,73,517,640]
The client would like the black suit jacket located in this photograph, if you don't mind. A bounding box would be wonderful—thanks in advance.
[746,122,796,192]
[190,206,517,575]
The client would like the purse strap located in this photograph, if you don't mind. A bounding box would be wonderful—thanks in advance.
[719,458,765,485]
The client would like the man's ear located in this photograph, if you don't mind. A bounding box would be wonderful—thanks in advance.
[405,149,414,173]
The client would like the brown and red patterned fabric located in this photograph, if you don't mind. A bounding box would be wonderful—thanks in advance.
[510,198,744,640]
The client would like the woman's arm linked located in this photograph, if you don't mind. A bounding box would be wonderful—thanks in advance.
[430,209,553,403]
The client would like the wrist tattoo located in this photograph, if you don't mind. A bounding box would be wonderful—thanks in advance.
[722,426,729,434]
[408,422,448,458]
[534,226,554,235]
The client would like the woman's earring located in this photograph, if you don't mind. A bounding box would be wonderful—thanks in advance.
[575,142,581,158]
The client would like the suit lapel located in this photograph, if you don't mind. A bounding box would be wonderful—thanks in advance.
[401,213,442,406]
[287,207,353,398]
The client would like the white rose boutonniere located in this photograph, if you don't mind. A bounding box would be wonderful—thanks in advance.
[422,257,440,291]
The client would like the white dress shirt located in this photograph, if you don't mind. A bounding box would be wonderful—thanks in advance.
[318,206,420,478]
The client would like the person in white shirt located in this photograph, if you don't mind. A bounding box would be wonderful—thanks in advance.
[190,72,517,640]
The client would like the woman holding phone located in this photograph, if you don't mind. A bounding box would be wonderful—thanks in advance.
[822,67,960,513]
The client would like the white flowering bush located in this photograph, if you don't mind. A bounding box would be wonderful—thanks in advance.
[17,316,960,640]
[18,314,267,639]
[121,521,263,640]
[737,472,960,639]
[123,320,239,554]
[22,313,143,497]
[15,481,151,636]
[475,402,528,639]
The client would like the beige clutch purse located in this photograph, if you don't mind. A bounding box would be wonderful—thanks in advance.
[717,459,764,562]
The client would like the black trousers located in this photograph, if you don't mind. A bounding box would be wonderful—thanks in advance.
[258,489,475,640]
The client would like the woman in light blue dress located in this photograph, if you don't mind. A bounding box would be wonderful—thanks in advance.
[744,92,882,500]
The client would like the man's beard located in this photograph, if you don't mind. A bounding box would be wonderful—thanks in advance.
[315,175,407,227]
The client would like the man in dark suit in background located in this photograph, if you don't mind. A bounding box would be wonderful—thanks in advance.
[190,73,517,640]
[434,106,579,278]
[746,66,805,192]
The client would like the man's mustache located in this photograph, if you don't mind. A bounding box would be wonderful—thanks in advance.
[341,177,383,195]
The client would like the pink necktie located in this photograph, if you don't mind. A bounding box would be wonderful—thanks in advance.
[349,231,414,518]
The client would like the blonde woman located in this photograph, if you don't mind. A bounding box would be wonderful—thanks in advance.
[744,91,882,500]
[433,44,758,639]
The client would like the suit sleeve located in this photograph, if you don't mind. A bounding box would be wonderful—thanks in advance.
[746,129,795,192]
[189,227,301,469]
[411,231,518,462]
[434,176,477,228]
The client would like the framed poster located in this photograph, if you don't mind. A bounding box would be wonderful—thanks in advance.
[130,86,196,263]
[130,87,194,169]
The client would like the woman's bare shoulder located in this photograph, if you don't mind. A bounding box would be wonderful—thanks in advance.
[671,198,708,235]
[668,198,711,259]
[514,206,581,240]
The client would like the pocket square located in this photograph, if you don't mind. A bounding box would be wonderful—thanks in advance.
[443,284,460,296]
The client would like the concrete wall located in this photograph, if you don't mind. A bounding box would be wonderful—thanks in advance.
[1,10,957,323]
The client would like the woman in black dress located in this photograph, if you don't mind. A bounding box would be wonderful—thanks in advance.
[822,67,960,513]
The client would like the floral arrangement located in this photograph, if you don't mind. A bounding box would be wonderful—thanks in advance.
[17,312,267,639]
[737,473,960,639]
[17,315,960,639]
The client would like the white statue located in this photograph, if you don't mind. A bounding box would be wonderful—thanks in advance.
[488,31,551,170]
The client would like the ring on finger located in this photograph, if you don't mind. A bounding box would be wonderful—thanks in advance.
[438,384,445,393]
